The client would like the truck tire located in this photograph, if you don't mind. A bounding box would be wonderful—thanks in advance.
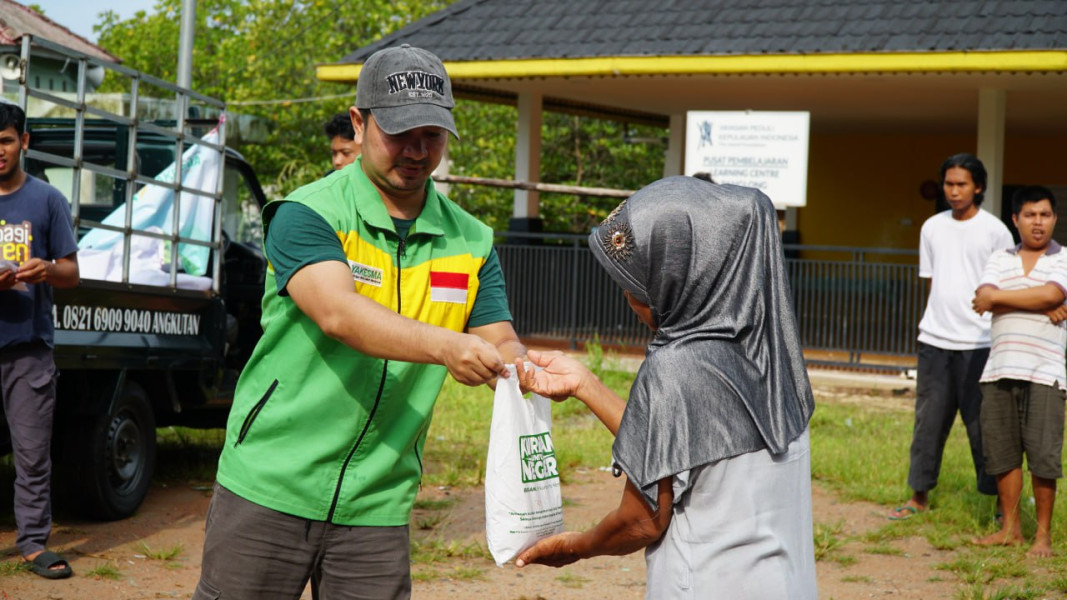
[64,381,157,520]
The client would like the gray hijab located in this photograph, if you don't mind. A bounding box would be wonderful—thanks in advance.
[588,176,815,509]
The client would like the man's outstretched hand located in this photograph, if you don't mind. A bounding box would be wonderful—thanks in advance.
[442,334,509,386]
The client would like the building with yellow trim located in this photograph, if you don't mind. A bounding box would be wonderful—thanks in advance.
[318,0,1067,251]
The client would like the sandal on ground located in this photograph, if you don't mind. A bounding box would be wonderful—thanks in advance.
[26,550,72,580]
[887,505,924,521]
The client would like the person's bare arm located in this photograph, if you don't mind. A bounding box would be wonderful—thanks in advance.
[286,260,507,386]
[973,283,1065,315]
[16,253,79,288]
[516,349,626,434]
[468,320,527,364]
[516,477,673,567]
[468,320,526,388]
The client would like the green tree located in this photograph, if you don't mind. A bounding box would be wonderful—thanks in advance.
[539,113,665,232]
[448,100,516,232]
[92,1,666,232]
[451,103,666,233]
[95,0,450,197]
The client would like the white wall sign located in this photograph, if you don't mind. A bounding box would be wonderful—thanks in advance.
[684,111,810,208]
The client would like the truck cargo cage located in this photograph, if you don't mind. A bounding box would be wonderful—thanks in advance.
[7,37,270,521]
[19,34,228,294]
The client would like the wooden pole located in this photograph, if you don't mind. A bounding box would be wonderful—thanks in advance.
[432,174,633,199]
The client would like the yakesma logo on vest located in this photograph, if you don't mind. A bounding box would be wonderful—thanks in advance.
[347,260,383,287]
[519,432,559,483]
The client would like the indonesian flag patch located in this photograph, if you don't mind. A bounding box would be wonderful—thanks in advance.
[430,271,469,304]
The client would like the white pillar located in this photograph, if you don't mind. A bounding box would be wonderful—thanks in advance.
[785,207,798,230]
[433,143,450,196]
[514,92,542,219]
[977,89,1006,218]
[663,113,686,178]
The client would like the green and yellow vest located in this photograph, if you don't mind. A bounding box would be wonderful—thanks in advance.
[217,162,493,525]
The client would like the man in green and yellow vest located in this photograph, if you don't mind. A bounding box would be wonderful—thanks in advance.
[194,45,526,600]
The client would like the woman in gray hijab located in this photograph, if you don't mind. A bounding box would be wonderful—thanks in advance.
[514,176,817,599]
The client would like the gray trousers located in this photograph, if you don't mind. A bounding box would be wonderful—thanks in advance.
[193,484,411,600]
[908,342,997,496]
[0,342,57,556]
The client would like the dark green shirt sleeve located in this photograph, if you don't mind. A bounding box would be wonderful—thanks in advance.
[264,201,347,296]
[468,248,513,328]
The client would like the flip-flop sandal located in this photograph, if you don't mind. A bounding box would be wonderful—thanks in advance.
[887,506,921,521]
[26,550,72,580]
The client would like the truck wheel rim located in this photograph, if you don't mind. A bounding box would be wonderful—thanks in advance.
[107,411,143,491]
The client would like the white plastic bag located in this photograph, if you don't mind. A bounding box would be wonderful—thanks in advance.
[484,365,564,566]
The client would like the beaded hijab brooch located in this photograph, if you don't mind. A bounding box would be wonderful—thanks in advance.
[598,199,634,262]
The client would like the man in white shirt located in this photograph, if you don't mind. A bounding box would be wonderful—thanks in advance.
[888,154,1013,521]
[972,186,1067,557]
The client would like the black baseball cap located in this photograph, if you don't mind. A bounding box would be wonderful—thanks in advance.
[355,44,458,139]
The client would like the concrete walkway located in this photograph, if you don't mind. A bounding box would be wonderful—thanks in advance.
[807,367,916,391]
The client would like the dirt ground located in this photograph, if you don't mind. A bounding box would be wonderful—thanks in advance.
[0,478,961,599]
[0,383,965,600]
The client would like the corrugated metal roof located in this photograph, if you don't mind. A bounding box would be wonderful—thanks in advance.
[337,0,1067,65]
[0,0,118,63]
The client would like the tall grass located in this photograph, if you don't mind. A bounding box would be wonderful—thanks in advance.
[811,400,1000,530]
[145,344,1067,594]
[155,427,226,483]
[427,356,1067,594]
[811,395,1067,595]
[149,343,630,489]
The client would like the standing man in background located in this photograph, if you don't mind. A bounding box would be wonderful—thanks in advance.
[194,45,525,600]
[0,102,80,579]
[972,186,1067,557]
[888,153,1013,521]
[324,112,361,171]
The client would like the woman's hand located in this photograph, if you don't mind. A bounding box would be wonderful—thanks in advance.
[515,531,583,568]
[518,349,626,435]
[514,477,674,569]
[515,349,592,402]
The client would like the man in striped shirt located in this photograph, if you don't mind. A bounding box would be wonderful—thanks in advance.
[972,186,1067,557]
